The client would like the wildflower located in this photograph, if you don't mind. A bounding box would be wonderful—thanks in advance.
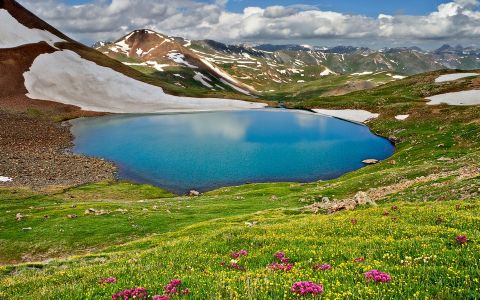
[291,281,324,296]
[456,235,468,245]
[99,277,117,284]
[112,287,147,300]
[269,262,294,271]
[383,211,390,216]
[364,269,392,283]
[351,218,358,225]
[274,251,290,263]
[152,295,172,300]
[164,279,182,295]
[354,257,365,263]
[313,263,332,271]
[231,249,248,259]
[182,288,189,295]
[391,205,398,210]
[229,261,245,271]
[152,296,171,300]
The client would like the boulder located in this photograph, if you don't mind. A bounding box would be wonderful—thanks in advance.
[189,190,200,196]
[353,191,375,205]
[362,159,379,165]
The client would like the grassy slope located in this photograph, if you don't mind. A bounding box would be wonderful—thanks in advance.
[1,70,480,299]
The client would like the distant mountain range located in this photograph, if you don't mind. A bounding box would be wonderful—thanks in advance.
[94,31,480,93]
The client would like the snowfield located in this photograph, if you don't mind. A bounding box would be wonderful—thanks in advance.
[0,9,64,48]
[0,176,12,182]
[313,109,379,123]
[426,90,480,106]
[395,114,410,120]
[23,50,266,113]
[435,73,479,83]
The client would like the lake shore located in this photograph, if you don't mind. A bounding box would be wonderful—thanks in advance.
[0,102,116,190]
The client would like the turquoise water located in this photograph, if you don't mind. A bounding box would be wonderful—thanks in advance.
[70,110,394,194]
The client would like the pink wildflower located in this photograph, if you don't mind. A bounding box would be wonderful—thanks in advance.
[152,296,171,300]
[112,287,147,300]
[164,279,182,295]
[456,235,468,245]
[313,263,332,271]
[354,257,365,263]
[231,249,248,259]
[291,281,324,296]
[99,277,117,284]
[182,288,190,295]
[391,205,398,210]
[364,269,392,283]
[269,262,294,272]
[274,251,290,263]
[229,262,245,271]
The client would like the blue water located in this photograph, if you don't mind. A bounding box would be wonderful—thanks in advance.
[70,110,394,194]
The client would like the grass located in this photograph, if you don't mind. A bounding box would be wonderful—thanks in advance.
[2,200,479,299]
[1,69,480,298]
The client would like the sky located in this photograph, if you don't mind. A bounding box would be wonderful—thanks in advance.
[18,0,480,49]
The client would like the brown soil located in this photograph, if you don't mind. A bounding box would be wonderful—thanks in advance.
[0,104,115,190]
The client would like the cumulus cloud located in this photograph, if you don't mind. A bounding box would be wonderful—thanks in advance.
[16,0,480,47]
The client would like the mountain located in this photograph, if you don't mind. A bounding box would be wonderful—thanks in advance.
[0,0,264,114]
[95,32,480,94]
[95,30,257,95]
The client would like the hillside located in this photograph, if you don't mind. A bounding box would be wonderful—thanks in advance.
[2,0,480,299]
[0,0,264,115]
[97,31,480,99]
[2,67,480,298]
[95,30,256,96]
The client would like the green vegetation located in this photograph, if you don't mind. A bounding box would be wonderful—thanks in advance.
[1,70,480,298]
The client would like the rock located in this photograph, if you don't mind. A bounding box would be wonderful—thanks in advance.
[362,159,379,165]
[270,195,278,201]
[245,221,258,227]
[22,227,32,231]
[67,214,77,219]
[353,191,376,205]
[85,208,96,215]
[16,213,23,221]
[84,208,109,215]
[437,157,453,162]
[189,190,200,196]
[389,136,400,143]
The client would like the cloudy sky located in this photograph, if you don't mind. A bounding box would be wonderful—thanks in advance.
[17,0,480,49]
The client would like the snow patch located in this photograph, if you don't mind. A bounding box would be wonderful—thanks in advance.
[0,176,12,182]
[167,52,198,68]
[0,9,64,48]
[219,78,251,95]
[395,114,409,120]
[23,50,266,113]
[351,71,373,76]
[435,73,479,83]
[426,90,480,106]
[313,109,379,123]
[320,67,335,76]
[193,72,213,88]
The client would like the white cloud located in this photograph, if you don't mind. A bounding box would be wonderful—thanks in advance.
[16,0,480,47]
